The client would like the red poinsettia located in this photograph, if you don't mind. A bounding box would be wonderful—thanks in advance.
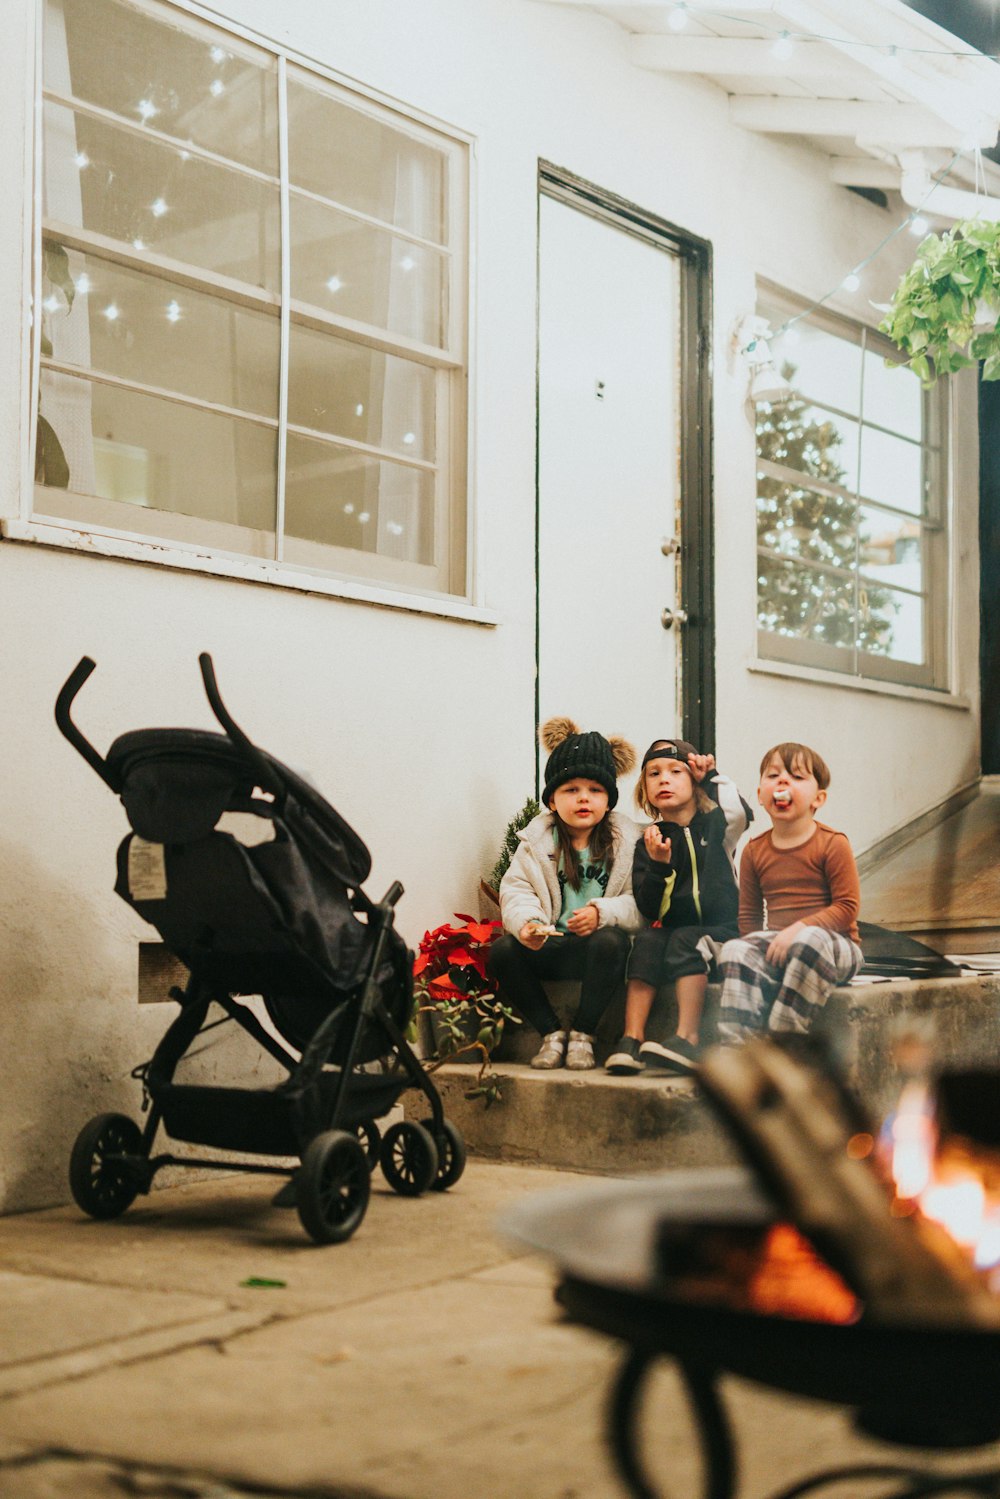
[413,914,501,1001]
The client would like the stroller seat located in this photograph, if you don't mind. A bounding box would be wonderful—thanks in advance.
[57,654,465,1244]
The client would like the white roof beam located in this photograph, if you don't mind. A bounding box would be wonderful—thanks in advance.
[540,0,777,9]
[829,157,902,188]
[729,96,994,148]
[629,34,848,76]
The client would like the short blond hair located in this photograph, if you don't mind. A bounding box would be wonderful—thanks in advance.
[634,758,713,820]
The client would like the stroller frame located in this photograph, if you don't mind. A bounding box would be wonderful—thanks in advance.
[57,653,465,1243]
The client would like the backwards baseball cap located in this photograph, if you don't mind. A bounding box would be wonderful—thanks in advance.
[640,738,699,770]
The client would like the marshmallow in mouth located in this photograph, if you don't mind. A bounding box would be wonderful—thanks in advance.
[773,789,792,809]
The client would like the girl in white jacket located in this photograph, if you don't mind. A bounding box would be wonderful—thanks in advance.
[487,717,641,1071]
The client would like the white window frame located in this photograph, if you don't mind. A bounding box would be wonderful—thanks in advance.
[10,0,492,625]
[753,285,952,693]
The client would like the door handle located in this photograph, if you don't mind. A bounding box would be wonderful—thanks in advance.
[661,607,688,630]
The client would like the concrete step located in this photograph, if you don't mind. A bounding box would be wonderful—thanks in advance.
[409,973,1000,1174]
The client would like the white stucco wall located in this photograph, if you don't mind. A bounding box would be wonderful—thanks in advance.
[0,0,981,1208]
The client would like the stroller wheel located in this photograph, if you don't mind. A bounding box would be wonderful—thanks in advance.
[380,1121,439,1197]
[354,1119,382,1171]
[296,1130,371,1245]
[69,1113,146,1220]
[420,1118,467,1192]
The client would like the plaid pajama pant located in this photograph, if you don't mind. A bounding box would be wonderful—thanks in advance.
[716,926,863,1043]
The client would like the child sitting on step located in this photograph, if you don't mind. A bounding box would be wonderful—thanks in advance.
[487,717,641,1071]
[716,741,863,1045]
[606,738,752,1076]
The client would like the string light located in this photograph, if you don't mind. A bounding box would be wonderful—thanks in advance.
[326,275,343,293]
[150,198,168,218]
[772,31,794,62]
[650,3,1000,63]
[741,150,965,356]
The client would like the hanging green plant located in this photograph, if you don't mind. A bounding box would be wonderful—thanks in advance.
[35,239,76,489]
[879,218,1000,386]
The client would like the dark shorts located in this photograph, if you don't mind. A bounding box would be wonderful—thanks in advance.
[627,923,738,986]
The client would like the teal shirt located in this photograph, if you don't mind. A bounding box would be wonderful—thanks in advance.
[554,835,610,932]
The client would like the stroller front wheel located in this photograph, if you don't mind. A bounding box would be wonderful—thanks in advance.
[380,1121,439,1196]
[297,1130,371,1245]
[69,1112,146,1220]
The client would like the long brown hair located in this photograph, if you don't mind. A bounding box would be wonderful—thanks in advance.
[551,810,616,890]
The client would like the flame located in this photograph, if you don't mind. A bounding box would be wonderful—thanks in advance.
[885,1076,1000,1274]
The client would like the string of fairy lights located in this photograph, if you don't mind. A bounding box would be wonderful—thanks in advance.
[660,2,1000,62]
[653,4,1000,358]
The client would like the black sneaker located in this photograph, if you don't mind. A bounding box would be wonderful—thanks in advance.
[639,1035,701,1075]
[605,1036,644,1075]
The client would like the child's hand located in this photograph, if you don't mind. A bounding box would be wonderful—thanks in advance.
[519,921,550,950]
[644,825,673,864]
[566,903,599,936]
[765,921,805,966]
[687,752,716,782]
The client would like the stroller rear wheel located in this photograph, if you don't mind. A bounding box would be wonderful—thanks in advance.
[380,1121,439,1196]
[296,1130,371,1244]
[354,1118,382,1171]
[420,1118,467,1191]
[69,1113,146,1220]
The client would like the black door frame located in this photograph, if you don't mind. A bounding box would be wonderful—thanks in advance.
[536,161,716,765]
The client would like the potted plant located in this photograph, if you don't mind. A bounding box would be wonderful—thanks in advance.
[478,795,541,920]
[413,915,519,1106]
[879,218,1000,386]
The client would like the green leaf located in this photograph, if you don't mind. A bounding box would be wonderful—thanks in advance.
[35,414,69,487]
[983,350,1000,381]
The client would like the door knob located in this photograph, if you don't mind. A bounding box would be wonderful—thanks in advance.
[660,607,688,630]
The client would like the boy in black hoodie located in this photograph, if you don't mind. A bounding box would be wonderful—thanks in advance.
[606,738,752,1076]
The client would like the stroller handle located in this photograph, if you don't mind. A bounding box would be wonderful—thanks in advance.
[55,656,122,791]
[198,653,283,798]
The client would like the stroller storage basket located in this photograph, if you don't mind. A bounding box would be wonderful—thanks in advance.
[58,654,465,1244]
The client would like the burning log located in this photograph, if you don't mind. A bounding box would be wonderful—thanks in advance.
[698,1038,1000,1328]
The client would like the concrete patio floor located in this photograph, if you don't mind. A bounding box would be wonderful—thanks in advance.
[1,1160,999,1499]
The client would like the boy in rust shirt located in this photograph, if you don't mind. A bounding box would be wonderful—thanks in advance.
[717,742,863,1043]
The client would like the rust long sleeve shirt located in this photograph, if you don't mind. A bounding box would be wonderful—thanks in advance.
[738,822,860,943]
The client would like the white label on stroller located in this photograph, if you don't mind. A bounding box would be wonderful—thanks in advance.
[217,811,277,846]
[128,837,167,900]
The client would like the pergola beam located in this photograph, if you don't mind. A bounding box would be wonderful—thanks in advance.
[629,34,850,77]
[729,96,995,147]
[828,157,902,188]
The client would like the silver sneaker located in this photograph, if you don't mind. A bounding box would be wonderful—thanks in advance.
[531,1030,567,1069]
[565,1031,595,1070]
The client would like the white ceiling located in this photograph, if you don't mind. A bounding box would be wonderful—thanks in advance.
[536,0,1000,219]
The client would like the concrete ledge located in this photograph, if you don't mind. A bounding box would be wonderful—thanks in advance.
[415,974,1000,1175]
[408,1063,737,1175]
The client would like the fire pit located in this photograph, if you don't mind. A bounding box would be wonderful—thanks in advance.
[500,1039,1000,1499]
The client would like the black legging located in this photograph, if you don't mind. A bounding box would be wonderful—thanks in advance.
[487,927,630,1037]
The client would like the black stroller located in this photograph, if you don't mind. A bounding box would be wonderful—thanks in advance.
[57,654,465,1244]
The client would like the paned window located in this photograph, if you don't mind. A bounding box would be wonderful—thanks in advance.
[35,0,469,598]
[755,289,949,689]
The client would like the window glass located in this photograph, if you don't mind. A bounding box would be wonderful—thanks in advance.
[863,348,922,440]
[757,556,858,650]
[286,73,447,244]
[39,369,277,532]
[36,0,468,597]
[769,318,862,416]
[288,327,435,461]
[45,0,279,176]
[290,197,448,348]
[756,290,948,688]
[858,426,923,515]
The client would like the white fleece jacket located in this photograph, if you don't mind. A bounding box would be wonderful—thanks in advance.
[498,810,643,936]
